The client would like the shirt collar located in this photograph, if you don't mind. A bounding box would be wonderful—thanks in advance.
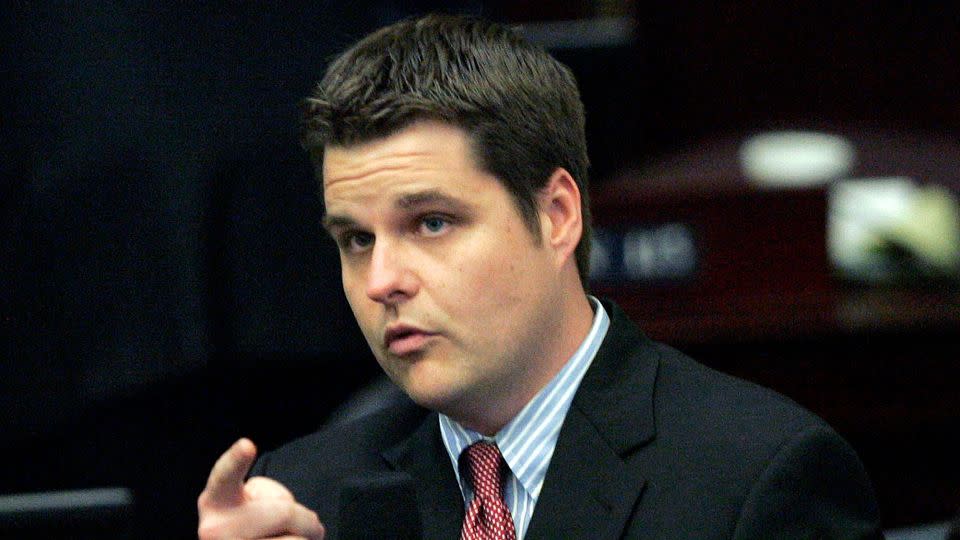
[439,296,610,500]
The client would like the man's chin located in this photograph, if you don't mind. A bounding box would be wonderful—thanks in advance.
[392,374,469,417]
[393,372,508,434]
[399,381,460,411]
[378,354,477,415]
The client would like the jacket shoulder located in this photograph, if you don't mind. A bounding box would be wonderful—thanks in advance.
[624,341,880,537]
[249,395,429,517]
[255,395,427,475]
[651,341,827,439]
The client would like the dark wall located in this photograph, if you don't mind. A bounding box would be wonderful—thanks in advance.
[2,0,395,432]
[1,2,392,537]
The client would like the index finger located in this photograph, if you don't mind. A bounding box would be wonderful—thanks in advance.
[202,438,257,508]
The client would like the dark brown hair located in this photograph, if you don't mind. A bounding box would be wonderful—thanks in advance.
[301,14,592,286]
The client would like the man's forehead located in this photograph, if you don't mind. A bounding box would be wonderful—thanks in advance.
[322,150,435,189]
[321,121,482,186]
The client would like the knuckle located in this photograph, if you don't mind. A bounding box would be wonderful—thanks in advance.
[277,500,297,523]
[196,520,222,540]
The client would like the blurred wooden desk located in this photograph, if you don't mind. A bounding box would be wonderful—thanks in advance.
[603,285,960,345]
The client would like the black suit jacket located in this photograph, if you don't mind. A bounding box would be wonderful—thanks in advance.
[252,300,881,539]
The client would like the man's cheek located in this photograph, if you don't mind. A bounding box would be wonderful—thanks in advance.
[341,279,366,318]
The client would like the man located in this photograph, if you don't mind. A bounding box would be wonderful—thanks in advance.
[198,14,881,539]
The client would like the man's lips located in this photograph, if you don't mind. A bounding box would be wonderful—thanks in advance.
[384,324,437,356]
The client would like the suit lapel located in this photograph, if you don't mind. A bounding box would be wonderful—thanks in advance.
[526,300,660,540]
[525,406,647,540]
[382,413,464,539]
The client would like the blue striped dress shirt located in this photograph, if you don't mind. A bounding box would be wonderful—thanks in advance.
[438,296,610,539]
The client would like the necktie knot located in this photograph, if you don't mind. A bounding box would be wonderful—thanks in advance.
[463,442,506,494]
[460,442,516,540]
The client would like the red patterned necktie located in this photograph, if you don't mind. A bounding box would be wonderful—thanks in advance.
[460,441,517,540]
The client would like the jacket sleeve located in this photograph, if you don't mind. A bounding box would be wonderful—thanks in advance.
[732,424,882,540]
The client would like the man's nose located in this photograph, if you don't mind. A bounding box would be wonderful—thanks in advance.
[365,240,417,304]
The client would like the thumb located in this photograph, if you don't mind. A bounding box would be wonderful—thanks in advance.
[244,476,296,501]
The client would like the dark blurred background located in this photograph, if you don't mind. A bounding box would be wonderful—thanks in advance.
[2,1,958,538]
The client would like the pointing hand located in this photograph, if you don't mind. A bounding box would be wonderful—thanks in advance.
[197,439,325,539]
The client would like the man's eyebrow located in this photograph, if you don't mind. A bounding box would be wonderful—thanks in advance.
[395,190,468,211]
[321,214,355,232]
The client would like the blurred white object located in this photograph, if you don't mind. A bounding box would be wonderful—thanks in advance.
[829,177,960,280]
[740,131,856,187]
[890,184,960,271]
[829,177,915,276]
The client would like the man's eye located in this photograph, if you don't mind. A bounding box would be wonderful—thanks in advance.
[420,216,449,235]
[344,232,374,252]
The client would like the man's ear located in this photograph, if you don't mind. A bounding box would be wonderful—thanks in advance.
[538,167,583,266]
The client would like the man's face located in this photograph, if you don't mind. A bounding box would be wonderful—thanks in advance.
[322,121,566,430]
